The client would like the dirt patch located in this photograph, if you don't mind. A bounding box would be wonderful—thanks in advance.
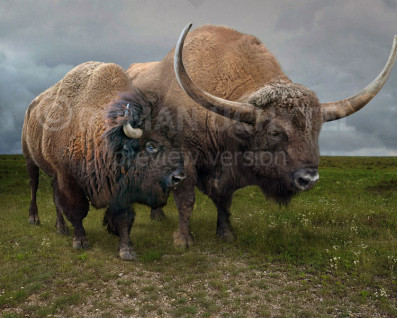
[6,253,394,318]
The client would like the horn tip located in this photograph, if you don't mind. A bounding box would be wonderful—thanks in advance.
[184,23,193,32]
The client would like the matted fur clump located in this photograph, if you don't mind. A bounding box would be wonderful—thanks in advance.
[248,81,317,109]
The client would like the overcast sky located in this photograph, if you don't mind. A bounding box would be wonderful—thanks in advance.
[0,0,396,155]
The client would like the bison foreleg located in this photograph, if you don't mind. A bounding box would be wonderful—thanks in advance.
[172,184,195,248]
[212,194,236,242]
[103,205,136,261]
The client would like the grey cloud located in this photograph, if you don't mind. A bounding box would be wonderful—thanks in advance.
[0,51,73,153]
[0,0,396,155]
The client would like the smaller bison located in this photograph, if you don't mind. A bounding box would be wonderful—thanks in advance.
[22,61,185,260]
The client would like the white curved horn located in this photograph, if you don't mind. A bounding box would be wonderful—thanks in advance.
[123,122,143,139]
[174,23,257,124]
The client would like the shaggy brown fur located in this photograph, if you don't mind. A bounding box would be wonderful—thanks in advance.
[22,61,183,260]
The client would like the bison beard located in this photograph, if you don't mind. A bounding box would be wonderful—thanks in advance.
[258,176,296,206]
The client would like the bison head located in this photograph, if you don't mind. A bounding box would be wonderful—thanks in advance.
[104,90,185,208]
[174,23,396,203]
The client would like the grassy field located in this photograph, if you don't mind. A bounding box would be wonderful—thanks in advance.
[0,155,396,317]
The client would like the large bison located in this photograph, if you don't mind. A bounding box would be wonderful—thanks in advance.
[22,61,185,260]
[127,24,396,248]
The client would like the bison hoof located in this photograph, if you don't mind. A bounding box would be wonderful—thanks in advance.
[173,230,194,248]
[150,208,166,221]
[56,225,69,235]
[119,249,137,261]
[28,216,40,225]
[73,238,89,249]
[217,229,236,242]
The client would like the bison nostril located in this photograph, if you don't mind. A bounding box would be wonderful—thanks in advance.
[172,175,183,185]
[293,168,319,191]
[169,171,186,187]
[297,177,309,187]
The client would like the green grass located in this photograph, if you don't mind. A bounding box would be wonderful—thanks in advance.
[0,155,396,317]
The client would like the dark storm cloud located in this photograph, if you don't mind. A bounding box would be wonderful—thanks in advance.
[0,0,396,155]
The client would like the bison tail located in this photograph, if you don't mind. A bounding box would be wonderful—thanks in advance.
[103,207,119,236]
[102,206,136,237]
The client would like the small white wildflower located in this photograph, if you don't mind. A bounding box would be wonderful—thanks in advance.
[41,237,50,247]
[379,288,388,298]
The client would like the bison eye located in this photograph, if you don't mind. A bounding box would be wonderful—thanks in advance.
[268,130,281,137]
[145,142,158,154]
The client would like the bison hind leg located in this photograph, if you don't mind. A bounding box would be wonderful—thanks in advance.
[53,179,89,249]
[51,180,69,235]
[150,207,166,221]
[103,205,136,261]
[27,160,40,225]
[55,209,69,235]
